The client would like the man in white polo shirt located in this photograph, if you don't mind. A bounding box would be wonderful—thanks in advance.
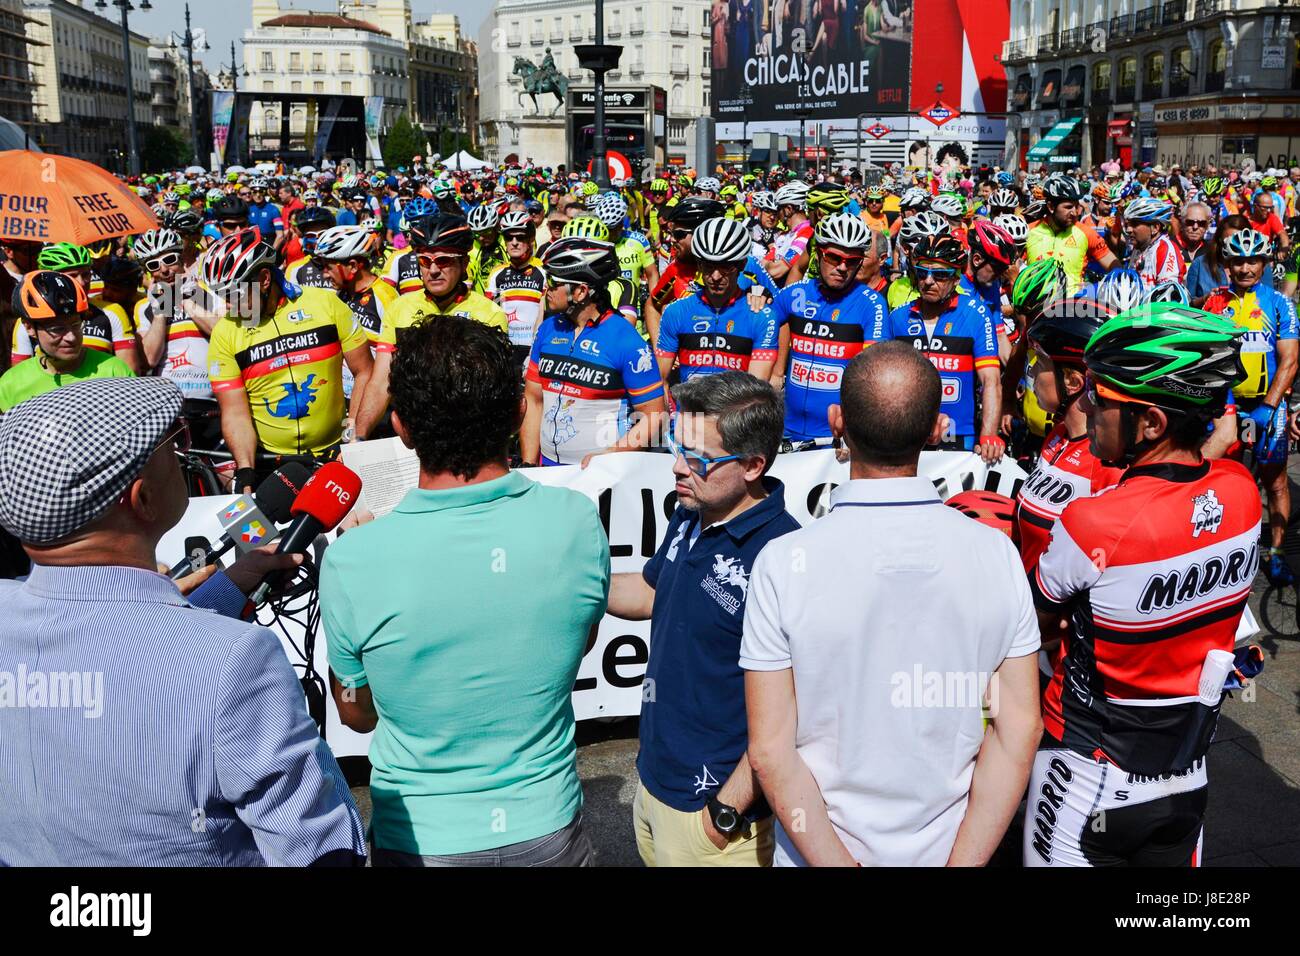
[741,341,1042,866]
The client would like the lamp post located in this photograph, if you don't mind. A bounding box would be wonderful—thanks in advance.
[575,0,622,187]
[219,41,247,94]
[96,0,150,176]
[172,4,209,168]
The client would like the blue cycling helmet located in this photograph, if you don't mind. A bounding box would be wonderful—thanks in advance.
[399,197,437,232]
[1222,228,1271,260]
[1097,268,1146,313]
[996,171,1016,187]
[1124,197,1174,224]
[1145,278,1190,305]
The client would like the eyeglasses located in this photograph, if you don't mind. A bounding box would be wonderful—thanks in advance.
[144,252,182,271]
[666,431,741,477]
[671,228,691,240]
[1183,219,1210,227]
[821,248,865,269]
[36,317,84,339]
[155,418,191,454]
[416,252,463,271]
[913,266,960,283]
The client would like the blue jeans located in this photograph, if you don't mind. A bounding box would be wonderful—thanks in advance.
[370,812,593,868]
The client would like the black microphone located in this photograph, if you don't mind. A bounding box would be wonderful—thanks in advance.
[168,463,313,580]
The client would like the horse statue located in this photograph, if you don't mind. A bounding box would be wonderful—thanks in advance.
[514,49,568,117]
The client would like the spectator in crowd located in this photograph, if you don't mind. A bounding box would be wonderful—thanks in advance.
[0,378,364,865]
[608,371,797,866]
[321,316,609,867]
[741,341,1042,865]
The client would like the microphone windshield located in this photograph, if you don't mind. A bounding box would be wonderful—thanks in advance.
[289,461,362,532]
[255,462,313,524]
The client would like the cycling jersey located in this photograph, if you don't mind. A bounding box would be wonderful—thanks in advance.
[10,298,135,366]
[1130,234,1185,286]
[1015,422,1124,574]
[209,284,367,456]
[283,257,335,290]
[485,259,546,363]
[133,294,212,400]
[467,237,509,294]
[885,293,999,439]
[1202,282,1299,400]
[771,219,814,266]
[1026,222,1109,294]
[773,279,887,440]
[248,201,283,237]
[1031,459,1261,776]
[656,289,778,380]
[614,230,654,285]
[375,286,508,353]
[526,309,665,465]
[381,248,422,295]
[651,255,777,309]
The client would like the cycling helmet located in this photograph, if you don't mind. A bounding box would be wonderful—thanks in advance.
[200,230,279,295]
[898,187,929,210]
[930,193,966,218]
[405,213,473,252]
[590,191,628,227]
[150,204,167,219]
[665,196,727,229]
[36,242,91,272]
[993,214,1029,246]
[898,210,951,245]
[580,181,601,198]
[908,234,966,269]
[806,182,851,212]
[1011,258,1068,315]
[1028,297,1117,367]
[499,210,533,236]
[130,228,182,261]
[540,236,621,288]
[695,176,721,194]
[467,203,500,232]
[205,187,225,203]
[249,176,270,191]
[989,188,1020,211]
[12,270,90,323]
[1145,278,1190,305]
[1123,197,1173,224]
[944,490,1015,538]
[294,205,337,232]
[1085,304,1245,413]
[1272,261,1288,283]
[562,216,611,241]
[864,185,887,201]
[1023,199,1049,222]
[692,217,753,263]
[312,225,374,262]
[996,171,1016,187]
[968,220,1016,268]
[1223,228,1271,260]
[1200,177,1226,199]
[210,195,249,221]
[399,197,436,223]
[1262,175,1279,190]
[814,212,872,251]
[164,209,204,235]
[1096,268,1146,313]
[430,179,455,200]
[649,178,670,194]
[774,181,810,209]
[750,191,777,213]
[1042,173,1083,204]
[1119,180,1145,201]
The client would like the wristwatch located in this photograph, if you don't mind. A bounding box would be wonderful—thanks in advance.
[706,796,747,839]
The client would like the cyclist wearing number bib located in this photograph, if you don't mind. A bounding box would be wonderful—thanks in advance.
[771,214,886,443]
[1202,227,1299,585]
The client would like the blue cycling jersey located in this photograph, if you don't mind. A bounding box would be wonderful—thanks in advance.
[772,279,888,440]
[247,201,283,236]
[657,290,778,381]
[884,294,999,439]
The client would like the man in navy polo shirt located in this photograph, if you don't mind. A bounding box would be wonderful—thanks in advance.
[608,371,797,866]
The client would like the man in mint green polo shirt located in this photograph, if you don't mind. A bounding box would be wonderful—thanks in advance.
[321,315,609,866]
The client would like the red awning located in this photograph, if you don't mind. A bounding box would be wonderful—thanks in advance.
[1107,119,1132,138]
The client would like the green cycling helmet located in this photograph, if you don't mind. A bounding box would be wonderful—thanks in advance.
[37,241,92,272]
[581,181,601,197]
[562,216,610,242]
[1011,258,1067,315]
[1084,304,1246,412]
[806,182,851,212]
[649,178,670,194]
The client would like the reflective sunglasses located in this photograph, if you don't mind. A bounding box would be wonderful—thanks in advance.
[416,252,463,271]
[667,431,742,477]
[671,228,691,240]
[913,266,960,282]
[144,251,182,271]
[821,248,865,269]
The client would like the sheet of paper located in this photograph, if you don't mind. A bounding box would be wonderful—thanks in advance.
[340,437,420,517]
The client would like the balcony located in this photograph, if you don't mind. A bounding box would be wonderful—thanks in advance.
[607,22,621,38]
[670,19,688,36]
[506,33,521,47]
[531,34,543,45]
[629,19,644,35]
[569,27,584,41]
[1169,71,1191,97]
[629,61,644,76]
[1205,69,1225,93]
[549,30,564,43]
[1059,27,1084,53]
[670,60,688,76]
[1194,0,1224,17]
[1038,32,1058,55]
[1161,0,1186,26]
[1115,84,1136,103]
[1134,7,1156,32]
[1109,14,1131,39]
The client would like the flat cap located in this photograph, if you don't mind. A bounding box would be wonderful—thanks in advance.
[0,378,183,544]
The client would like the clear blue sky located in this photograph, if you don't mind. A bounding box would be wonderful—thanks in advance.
[127,0,490,70]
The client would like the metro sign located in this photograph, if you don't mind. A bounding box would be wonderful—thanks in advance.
[865,123,891,140]
[919,100,961,128]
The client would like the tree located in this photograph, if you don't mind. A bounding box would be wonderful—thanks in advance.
[140,124,195,171]
[381,113,428,169]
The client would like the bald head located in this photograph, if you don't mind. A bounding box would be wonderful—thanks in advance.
[839,341,941,467]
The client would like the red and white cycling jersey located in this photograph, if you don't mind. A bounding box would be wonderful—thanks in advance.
[1130,234,1185,286]
[770,219,814,265]
[1031,458,1261,776]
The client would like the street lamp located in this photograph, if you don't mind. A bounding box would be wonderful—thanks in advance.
[95,0,150,176]
[575,0,622,187]
[171,4,209,169]
[218,41,248,93]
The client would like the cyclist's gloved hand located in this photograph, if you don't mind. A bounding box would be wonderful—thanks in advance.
[1247,403,1288,463]
[233,467,258,495]
[1223,644,1265,692]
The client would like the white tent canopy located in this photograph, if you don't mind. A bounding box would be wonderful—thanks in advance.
[442,149,489,171]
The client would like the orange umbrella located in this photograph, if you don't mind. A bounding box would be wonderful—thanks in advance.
[0,150,158,246]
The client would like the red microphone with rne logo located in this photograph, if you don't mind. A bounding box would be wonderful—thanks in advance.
[249,461,362,606]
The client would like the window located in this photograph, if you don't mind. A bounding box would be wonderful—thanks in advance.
[261,51,273,71]
[314,81,323,94]
[1144,51,1164,95]
[342,81,352,95]
[289,52,302,72]
[704,47,711,69]
[312,52,324,72]
[1170,46,1192,94]
[1118,55,1137,96]
[341,52,352,72]
[1092,60,1111,93]
[262,80,273,93]
[703,87,710,107]
[1209,38,1226,73]
[291,80,301,93]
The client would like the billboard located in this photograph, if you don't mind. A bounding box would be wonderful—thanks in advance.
[711,0,911,124]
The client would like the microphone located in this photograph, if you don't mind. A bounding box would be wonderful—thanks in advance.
[167,463,313,580]
[249,461,362,606]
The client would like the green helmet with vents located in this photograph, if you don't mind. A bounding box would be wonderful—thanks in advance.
[1084,304,1246,412]
[36,242,92,272]
[562,216,610,242]
[1010,257,1067,314]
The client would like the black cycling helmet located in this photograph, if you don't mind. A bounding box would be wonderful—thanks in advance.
[908,234,967,270]
[163,209,204,235]
[664,196,726,229]
[405,212,473,252]
[210,195,250,222]
[294,205,337,232]
[541,236,621,288]
[1029,298,1117,413]
[97,254,143,287]
[12,270,89,323]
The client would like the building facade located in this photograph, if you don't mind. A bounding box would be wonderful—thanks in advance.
[410,13,478,155]
[24,0,151,168]
[479,0,711,168]
[147,39,177,128]
[1004,0,1300,171]
[0,0,40,140]
[148,36,212,160]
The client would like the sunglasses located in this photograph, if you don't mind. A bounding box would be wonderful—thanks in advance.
[1084,373,1148,409]
[666,431,741,477]
[416,252,463,271]
[548,221,566,230]
[156,418,192,454]
[545,276,581,291]
[821,249,865,269]
[219,220,246,230]
[144,252,182,271]
[671,228,691,240]
[913,266,960,282]
[1183,220,1210,227]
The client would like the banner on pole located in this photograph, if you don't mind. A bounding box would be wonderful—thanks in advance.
[210,91,235,167]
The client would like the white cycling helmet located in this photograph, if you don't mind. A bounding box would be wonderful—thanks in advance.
[898,187,930,210]
[774,181,810,208]
[499,210,533,235]
[312,225,373,262]
[696,176,721,194]
[990,188,1020,211]
[131,228,183,260]
[750,191,777,213]
[468,203,500,232]
[930,194,966,218]
[815,212,872,251]
[993,214,1028,244]
[1124,197,1174,224]
[898,210,951,244]
[590,191,628,227]
[691,217,753,264]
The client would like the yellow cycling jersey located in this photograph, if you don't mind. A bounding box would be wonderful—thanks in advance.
[1025,222,1089,294]
[208,285,366,456]
[375,285,508,353]
[614,231,654,285]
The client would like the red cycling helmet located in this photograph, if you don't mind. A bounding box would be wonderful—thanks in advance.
[968,220,1017,269]
[944,490,1016,537]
